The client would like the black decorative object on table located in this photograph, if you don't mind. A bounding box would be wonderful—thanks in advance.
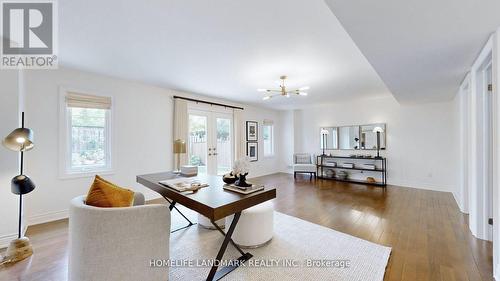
[222,172,237,184]
[234,173,252,188]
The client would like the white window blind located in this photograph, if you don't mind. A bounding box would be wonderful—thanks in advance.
[66,92,112,109]
[263,119,274,125]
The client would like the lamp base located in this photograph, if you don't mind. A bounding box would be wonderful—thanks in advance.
[2,237,33,264]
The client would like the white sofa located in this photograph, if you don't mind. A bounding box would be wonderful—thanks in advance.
[68,195,171,281]
[293,153,317,180]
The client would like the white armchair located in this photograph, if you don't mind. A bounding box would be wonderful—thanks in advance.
[68,195,171,281]
[293,153,317,180]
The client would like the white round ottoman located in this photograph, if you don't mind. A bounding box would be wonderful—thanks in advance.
[198,214,225,230]
[226,201,274,248]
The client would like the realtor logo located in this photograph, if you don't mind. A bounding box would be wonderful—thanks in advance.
[1,0,58,69]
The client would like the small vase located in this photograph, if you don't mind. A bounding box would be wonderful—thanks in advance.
[235,173,251,187]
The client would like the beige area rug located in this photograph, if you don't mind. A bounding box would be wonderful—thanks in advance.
[165,208,391,281]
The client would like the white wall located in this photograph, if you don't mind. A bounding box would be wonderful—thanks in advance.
[287,96,458,192]
[280,110,295,173]
[455,76,470,214]
[19,67,284,227]
[241,106,285,178]
[22,67,175,225]
[0,70,22,247]
[451,91,461,206]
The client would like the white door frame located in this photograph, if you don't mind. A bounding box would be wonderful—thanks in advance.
[187,103,234,175]
[492,29,500,279]
[212,111,233,175]
[484,62,494,241]
[465,30,500,280]
[187,109,210,174]
[469,38,493,241]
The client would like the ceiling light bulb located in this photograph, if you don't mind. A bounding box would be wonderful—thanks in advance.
[257,89,267,92]
[16,137,26,144]
[262,96,271,100]
[299,92,308,96]
[299,86,310,91]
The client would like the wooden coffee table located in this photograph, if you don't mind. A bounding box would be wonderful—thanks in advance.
[136,172,276,281]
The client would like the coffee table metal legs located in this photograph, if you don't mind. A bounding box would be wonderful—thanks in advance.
[165,199,197,233]
[211,218,245,256]
[165,199,252,280]
[206,212,253,281]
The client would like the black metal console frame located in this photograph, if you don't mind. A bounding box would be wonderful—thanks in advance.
[316,155,387,187]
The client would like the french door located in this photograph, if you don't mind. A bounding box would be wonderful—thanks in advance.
[188,110,233,175]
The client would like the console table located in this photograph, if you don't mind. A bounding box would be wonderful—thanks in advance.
[316,155,387,187]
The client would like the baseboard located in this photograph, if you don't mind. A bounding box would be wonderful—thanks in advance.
[0,225,28,249]
[0,233,18,249]
[387,180,453,193]
[27,209,69,226]
[495,264,500,281]
[452,191,467,213]
[278,172,454,193]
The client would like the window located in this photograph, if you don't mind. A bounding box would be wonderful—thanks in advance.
[62,91,112,175]
[263,121,274,157]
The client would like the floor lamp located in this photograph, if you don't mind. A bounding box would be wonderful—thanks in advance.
[1,112,36,264]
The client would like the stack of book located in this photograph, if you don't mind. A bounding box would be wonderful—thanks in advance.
[323,159,337,167]
[360,164,376,170]
[180,165,198,176]
[159,177,208,192]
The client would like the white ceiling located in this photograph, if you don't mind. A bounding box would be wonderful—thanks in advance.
[59,0,391,109]
[325,0,500,103]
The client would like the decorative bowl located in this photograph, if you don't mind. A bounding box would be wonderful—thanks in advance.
[223,173,237,184]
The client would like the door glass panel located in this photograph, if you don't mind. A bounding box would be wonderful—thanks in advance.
[188,115,207,174]
[216,117,232,175]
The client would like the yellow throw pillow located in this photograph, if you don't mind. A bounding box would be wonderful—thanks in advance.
[86,175,135,208]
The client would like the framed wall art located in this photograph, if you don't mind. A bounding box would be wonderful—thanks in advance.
[246,121,258,141]
[246,142,258,162]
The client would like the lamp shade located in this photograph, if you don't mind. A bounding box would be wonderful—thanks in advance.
[320,129,330,135]
[11,175,35,195]
[173,139,186,154]
[372,126,384,133]
[3,128,34,152]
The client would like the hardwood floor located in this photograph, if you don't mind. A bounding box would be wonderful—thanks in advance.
[0,173,493,281]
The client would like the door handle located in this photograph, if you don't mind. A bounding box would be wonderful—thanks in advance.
[208,153,212,156]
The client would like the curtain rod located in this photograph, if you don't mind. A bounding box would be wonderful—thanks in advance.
[173,96,244,110]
